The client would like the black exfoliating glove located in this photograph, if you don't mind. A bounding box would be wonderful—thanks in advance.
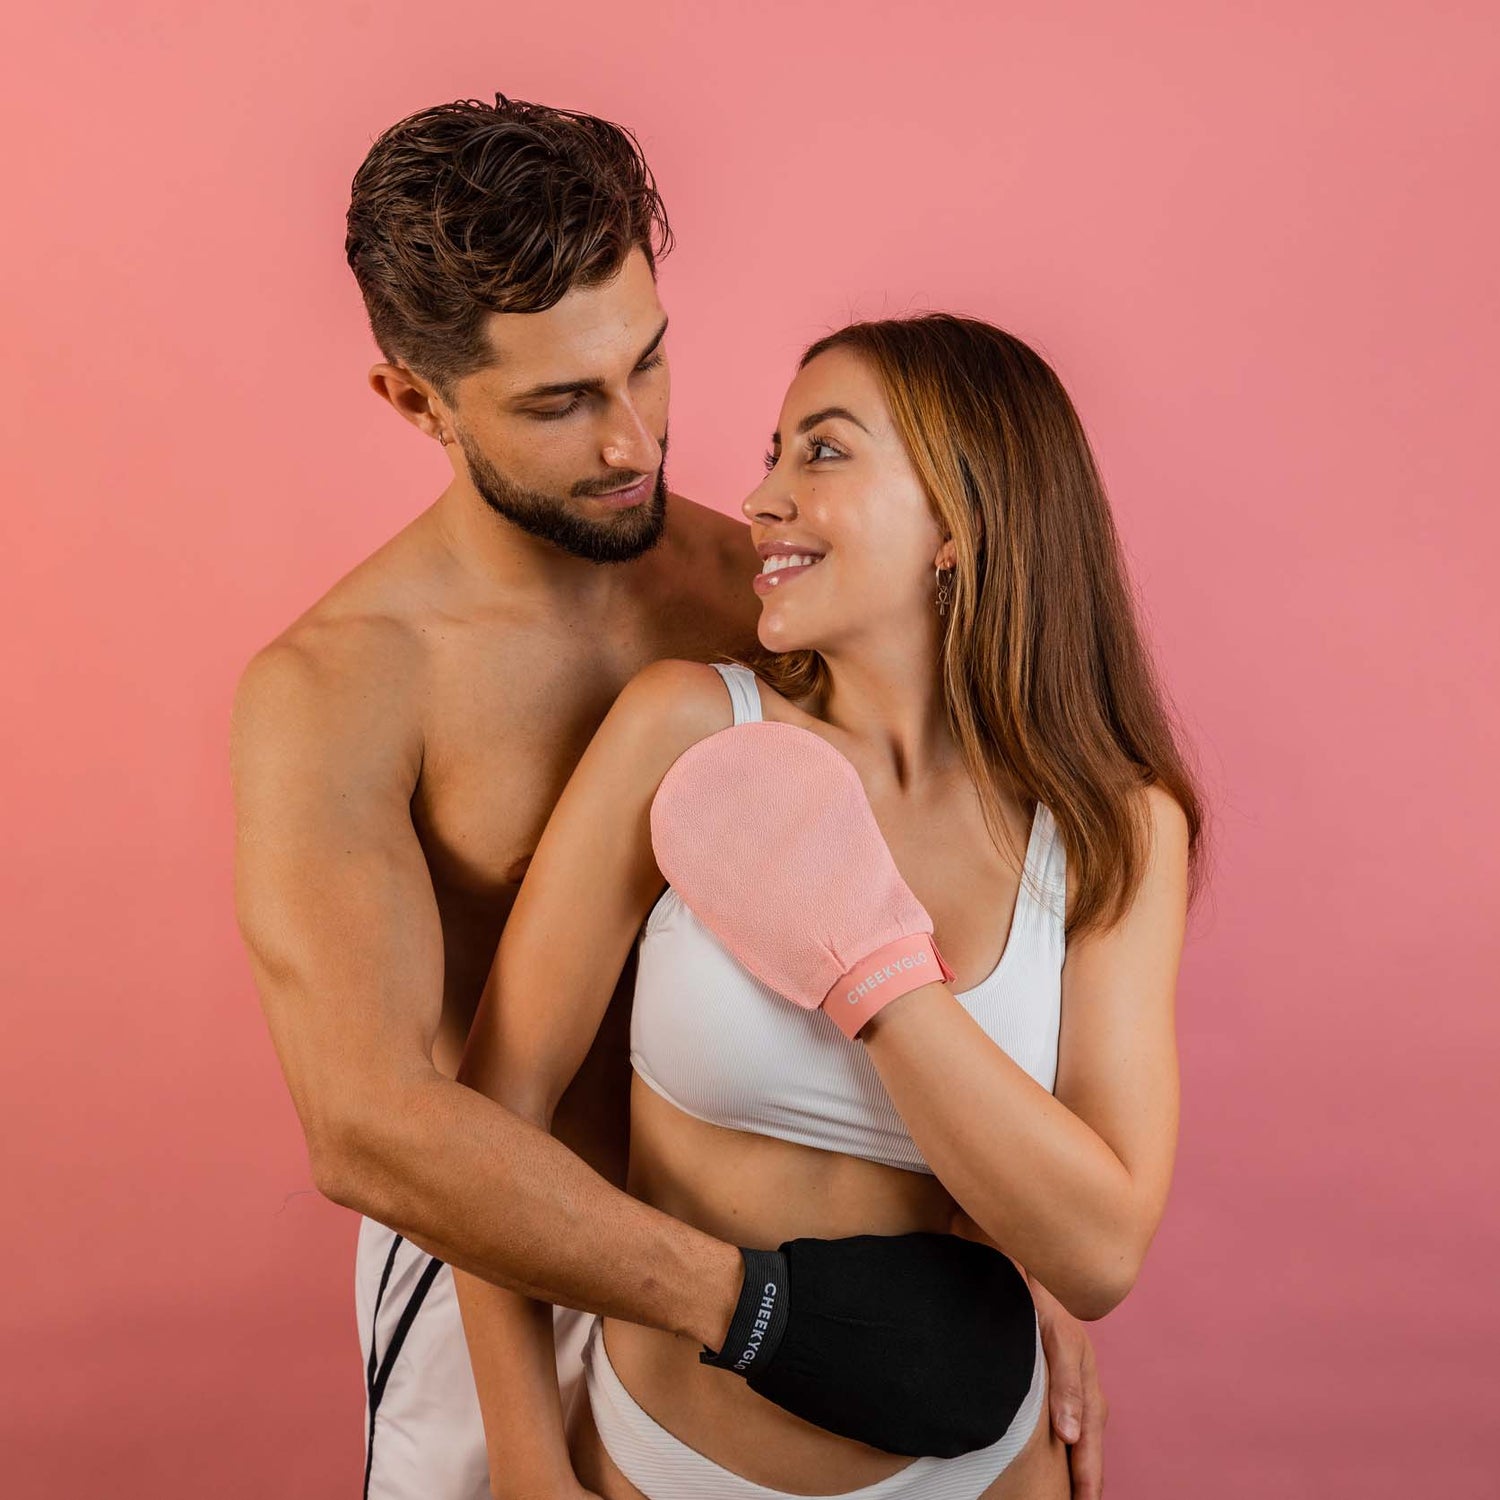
[701,1231,1037,1459]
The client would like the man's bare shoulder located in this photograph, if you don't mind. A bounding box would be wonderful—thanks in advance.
[235,618,423,744]
[667,493,758,581]
[232,518,443,778]
[231,633,426,826]
[653,493,761,655]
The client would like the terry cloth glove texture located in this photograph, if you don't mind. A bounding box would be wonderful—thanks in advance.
[650,721,955,1038]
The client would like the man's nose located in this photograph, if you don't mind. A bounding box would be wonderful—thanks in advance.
[601,398,661,473]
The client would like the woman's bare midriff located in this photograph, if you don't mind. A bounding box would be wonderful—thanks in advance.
[577,1078,1070,1498]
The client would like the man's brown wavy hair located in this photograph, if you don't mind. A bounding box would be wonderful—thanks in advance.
[752,315,1206,939]
[345,94,672,395]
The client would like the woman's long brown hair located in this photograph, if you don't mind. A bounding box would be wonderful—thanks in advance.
[746,314,1205,938]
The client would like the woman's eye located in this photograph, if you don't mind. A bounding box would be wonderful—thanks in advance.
[635,352,665,374]
[763,435,841,471]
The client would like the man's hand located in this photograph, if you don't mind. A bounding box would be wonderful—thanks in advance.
[1031,1273,1108,1499]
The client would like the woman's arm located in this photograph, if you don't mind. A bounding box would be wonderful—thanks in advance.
[452,660,735,1495]
[862,785,1189,1321]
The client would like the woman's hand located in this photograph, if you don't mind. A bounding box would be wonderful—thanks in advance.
[650,720,953,1037]
[1030,1273,1109,1500]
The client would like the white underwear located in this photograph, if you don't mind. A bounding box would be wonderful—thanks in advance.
[581,1312,1046,1500]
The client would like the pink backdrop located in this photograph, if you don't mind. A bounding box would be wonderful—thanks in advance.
[4,3,1497,1496]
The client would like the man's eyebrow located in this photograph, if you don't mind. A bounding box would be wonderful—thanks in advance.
[636,316,669,364]
[511,317,670,403]
[770,406,871,444]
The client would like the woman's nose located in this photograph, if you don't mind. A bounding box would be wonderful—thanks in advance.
[742,475,797,525]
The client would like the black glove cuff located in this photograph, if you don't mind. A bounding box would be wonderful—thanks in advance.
[698,1247,791,1375]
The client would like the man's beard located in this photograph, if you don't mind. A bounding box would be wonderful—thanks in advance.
[457,428,669,564]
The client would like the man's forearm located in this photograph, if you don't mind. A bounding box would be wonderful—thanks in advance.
[315,1068,741,1347]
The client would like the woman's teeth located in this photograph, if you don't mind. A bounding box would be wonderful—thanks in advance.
[759,553,822,574]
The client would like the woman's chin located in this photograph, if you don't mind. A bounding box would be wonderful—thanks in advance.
[757,611,813,654]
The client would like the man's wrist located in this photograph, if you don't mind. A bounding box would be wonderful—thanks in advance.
[699,1247,790,1372]
[681,1238,745,1349]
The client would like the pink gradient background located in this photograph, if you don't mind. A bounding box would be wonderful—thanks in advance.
[3,3,1497,1496]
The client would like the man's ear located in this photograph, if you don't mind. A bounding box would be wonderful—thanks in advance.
[368,362,450,443]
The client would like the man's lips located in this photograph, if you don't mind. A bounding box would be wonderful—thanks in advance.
[586,472,655,508]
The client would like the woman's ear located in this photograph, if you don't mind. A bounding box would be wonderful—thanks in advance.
[935,538,958,571]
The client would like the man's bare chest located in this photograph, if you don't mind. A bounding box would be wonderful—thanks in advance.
[413,649,637,901]
[409,649,648,1064]
[410,609,751,903]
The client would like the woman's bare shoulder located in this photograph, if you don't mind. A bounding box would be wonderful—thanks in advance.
[602,659,740,776]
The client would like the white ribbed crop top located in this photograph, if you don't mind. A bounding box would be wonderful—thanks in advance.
[630,664,1067,1175]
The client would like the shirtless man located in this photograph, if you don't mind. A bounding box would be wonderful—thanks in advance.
[231,95,1108,1500]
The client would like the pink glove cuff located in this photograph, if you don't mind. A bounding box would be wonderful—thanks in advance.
[823,933,956,1040]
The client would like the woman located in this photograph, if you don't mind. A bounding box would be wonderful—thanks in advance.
[455,314,1202,1498]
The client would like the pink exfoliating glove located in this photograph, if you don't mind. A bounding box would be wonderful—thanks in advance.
[649,721,955,1039]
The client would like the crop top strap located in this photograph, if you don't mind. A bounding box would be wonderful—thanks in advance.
[1025,803,1069,925]
[710,662,764,725]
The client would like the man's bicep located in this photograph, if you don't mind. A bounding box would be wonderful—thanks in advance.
[231,643,441,1150]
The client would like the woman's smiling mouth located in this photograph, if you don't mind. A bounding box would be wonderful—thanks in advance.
[754,543,825,595]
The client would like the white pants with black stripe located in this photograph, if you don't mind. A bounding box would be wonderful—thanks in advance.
[356,1216,592,1500]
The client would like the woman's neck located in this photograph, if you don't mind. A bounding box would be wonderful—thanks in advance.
[816,638,962,792]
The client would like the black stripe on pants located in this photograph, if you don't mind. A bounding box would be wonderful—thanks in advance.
[363,1234,445,1500]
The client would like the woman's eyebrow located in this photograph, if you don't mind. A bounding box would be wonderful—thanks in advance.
[770,406,870,444]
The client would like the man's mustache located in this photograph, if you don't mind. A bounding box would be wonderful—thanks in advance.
[569,429,669,498]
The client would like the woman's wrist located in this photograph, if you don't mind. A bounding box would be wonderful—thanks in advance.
[856,979,951,1045]
[488,1458,587,1500]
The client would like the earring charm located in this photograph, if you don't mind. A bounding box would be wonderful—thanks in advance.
[935,566,953,617]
